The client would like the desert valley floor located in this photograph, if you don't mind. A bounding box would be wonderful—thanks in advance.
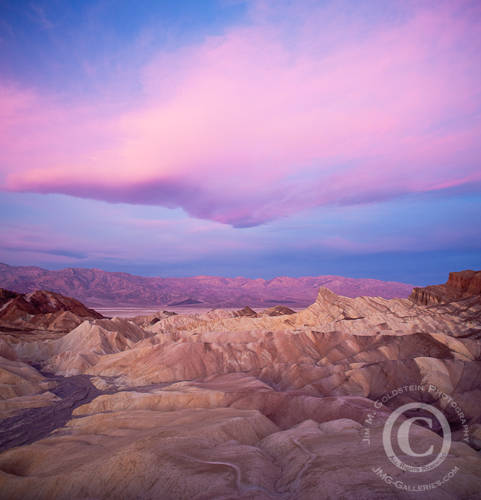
[0,271,480,499]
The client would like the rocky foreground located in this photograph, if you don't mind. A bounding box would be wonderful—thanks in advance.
[0,271,480,499]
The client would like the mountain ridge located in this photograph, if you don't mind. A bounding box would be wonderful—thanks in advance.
[0,262,413,308]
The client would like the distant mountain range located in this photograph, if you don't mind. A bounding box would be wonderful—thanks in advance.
[0,263,413,308]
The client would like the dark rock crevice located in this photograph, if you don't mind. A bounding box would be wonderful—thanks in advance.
[0,372,107,453]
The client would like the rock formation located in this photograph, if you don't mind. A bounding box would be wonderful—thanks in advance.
[234,305,258,317]
[410,269,481,305]
[0,288,103,332]
[262,305,296,316]
[0,271,480,499]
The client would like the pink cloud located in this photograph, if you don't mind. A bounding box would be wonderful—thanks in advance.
[1,1,481,226]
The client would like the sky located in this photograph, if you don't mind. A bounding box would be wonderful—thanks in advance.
[0,0,480,285]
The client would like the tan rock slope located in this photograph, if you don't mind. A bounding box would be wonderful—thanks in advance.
[0,270,480,499]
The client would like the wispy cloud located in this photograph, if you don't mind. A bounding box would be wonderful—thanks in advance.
[29,3,54,30]
[0,223,87,261]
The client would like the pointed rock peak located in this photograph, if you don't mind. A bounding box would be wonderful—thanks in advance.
[262,305,296,316]
[316,287,340,303]
[234,306,258,317]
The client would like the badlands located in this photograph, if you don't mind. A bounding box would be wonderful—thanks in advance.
[0,270,480,499]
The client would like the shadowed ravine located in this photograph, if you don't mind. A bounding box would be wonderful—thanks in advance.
[0,373,105,453]
[0,372,194,454]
